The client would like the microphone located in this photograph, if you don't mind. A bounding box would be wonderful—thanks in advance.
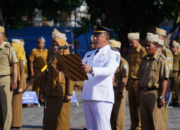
[57,45,68,49]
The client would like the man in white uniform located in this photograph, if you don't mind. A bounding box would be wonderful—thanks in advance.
[78,23,121,130]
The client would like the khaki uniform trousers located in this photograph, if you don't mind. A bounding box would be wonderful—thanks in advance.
[111,88,126,130]
[128,80,141,130]
[12,91,22,127]
[0,76,13,130]
[32,69,44,99]
[45,96,71,130]
[140,89,165,130]
[171,72,180,103]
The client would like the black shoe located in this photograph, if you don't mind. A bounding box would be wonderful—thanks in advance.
[11,127,21,129]
[168,102,176,106]
[173,103,180,107]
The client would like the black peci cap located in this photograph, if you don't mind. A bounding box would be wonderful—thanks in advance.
[93,23,114,35]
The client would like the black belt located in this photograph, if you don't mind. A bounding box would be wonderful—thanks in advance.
[141,87,158,91]
[128,79,139,82]
[0,75,10,78]
[173,71,179,73]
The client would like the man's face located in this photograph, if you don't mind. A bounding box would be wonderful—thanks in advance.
[90,41,95,50]
[145,41,157,55]
[171,45,178,53]
[93,33,108,49]
[158,35,166,42]
[0,33,5,44]
[129,39,139,49]
[38,41,45,49]
[52,41,59,53]
[157,46,163,55]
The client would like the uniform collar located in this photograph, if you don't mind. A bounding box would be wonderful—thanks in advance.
[163,45,166,50]
[37,48,45,52]
[133,44,141,52]
[174,52,179,56]
[96,45,110,52]
[0,42,5,50]
[146,51,159,60]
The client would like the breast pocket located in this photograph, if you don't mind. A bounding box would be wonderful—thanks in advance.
[96,56,107,67]
[0,55,7,66]
[150,66,158,78]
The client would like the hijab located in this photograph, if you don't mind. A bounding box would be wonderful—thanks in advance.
[49,38,70,90]
[11,42,26,81]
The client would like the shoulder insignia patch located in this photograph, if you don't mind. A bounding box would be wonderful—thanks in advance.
[160,54,166,59]
[4,44,12,48]
[87,54,91,57]
[124,64,127,69]
[32,48,36,51]
[111,48,118,51]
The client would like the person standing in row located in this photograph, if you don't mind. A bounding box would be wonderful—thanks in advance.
[11,41,27,129]
[0,26,18,129]
[156,28,173,130]
[127,32,146,130]
[170,40,180,107]
[137,33,168,130]
[79,23,120,130]
[46,38,73,130]
[29,37,47,102]
[109,40,129,130]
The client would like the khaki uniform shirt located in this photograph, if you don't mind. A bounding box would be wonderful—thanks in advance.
[114,57,129,87]
[128,45,147,79]
[137,51,169,89]
[0,42,18,75]
[172,52,180,72]
[29,48,48,69]
[163,46,173,78]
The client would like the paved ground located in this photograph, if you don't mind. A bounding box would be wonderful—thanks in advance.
[17,91,180,130]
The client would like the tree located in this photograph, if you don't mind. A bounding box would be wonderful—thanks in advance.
[0,0,83,29]
[76,0,180,57]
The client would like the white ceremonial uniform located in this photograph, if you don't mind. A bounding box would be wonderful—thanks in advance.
[81,45,120,130]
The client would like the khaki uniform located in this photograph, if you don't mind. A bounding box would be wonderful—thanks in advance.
[29,48,47,99]
[171,52,180,103]
[45,38,73,130]
[162,46,173,130]
[0,42,18,130]
[12,60,26,127]
[128,45,146,130]
[137,51,169,130]
[162,46,173,78]
[110,57,129,130]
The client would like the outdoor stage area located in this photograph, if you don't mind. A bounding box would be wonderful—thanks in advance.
[19,91,180,130]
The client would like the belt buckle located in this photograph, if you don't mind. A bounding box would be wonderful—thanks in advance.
[144,88,148,90]
[130,79,133,82]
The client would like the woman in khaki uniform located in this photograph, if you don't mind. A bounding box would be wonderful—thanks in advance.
[45,38,73,130]
[109,40,129,130]
[11,42,26,128]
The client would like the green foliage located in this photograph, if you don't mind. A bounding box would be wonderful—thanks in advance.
[0,0,83,29]
[79,0,180,45]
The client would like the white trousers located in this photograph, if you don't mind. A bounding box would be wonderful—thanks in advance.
[83,100,113,130]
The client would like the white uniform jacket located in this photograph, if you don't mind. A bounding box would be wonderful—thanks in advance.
[81,45,120,103]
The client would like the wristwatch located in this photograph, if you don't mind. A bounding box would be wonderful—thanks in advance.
[159,96,164,99]
[119,92,123,95]
[89,67,93,74]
